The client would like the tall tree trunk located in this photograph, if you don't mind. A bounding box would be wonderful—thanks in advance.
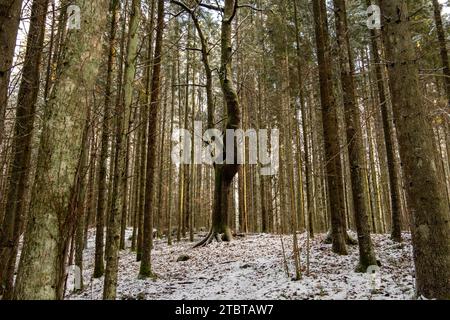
[167,33,177,245]
[380,0,450,299]
[195,0,240,247]
[257,75,267,233]
[84,132,97,249]
[136,0,155,258]
[171,0,219,240]
[432,0,450,105]
[188,41,197,242]
[181,22,192,239]
[103,0,141,299]
[119,0,141,251]
[139,0,164,279]
[312,0,347,255]
[94,0,120,279]
[13,0,108,300]
[130,107,141,252]
[156,82,168,238]
[73,105,93,295]
[136,93,148,260]
[0,0,48,298]
[0,0,23,148]
[365,0,403,242]
[333,0,377,271]
[292,0,311,235]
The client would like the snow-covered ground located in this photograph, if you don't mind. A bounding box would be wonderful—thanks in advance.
[67,229,415,300]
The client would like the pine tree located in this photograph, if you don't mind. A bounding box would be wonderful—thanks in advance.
[0,0,23,148]
[332,0,377,271]
[431,0,450,105]
[312,0,347,255]
[94,0,121,279]
[13,0,109,300]
[380,0,450,299]
[139,0,165,278]
[0,0,49,298]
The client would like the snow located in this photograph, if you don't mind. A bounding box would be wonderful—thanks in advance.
[67,229,416,300]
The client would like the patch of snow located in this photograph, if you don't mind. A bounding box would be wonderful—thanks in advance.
[67,230,415,300]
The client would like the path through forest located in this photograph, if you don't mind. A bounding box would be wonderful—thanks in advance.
[67,230,415,300]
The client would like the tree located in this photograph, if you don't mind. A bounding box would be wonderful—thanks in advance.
[136,0,155,261]
[195,0,241,246]
[139,0,165,278]
[119,0,141,251]
[380,0,450,299]
[332,0,377,271]
[170,0,216,243]
[94,0,121,280]
[0,0,23,148]
[364,0,403,242]
[312,0,347,255]
[13,0,108,299]
[0,0,48,298]
[431,0,450,105]
[73,99,93,295]
[292,0,312,238]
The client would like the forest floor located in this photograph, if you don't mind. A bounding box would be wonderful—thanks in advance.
[66,229,416,300]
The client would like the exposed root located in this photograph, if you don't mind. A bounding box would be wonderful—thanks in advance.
[193,228,232,248]
[324,230,357,245]
[193,230,215,248]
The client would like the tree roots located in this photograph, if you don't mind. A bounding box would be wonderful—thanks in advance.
[324,230,358,245]
[193,228,233,248]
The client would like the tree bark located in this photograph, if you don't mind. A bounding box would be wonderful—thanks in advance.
[292,0,311,235]
[94,0,120,279]
[332,0,377,271]
[73,104,92,295]
[365,0,403,242]
[13,0,108,300]
[0,0,48,298]
[0,0,23,148]
[119,0,141,251]
[139,0,164,278]
[195,0,240,247]
[136,0,155,259]
[312,0,347,255]
[380,0,450,299]
[432,0,450,105]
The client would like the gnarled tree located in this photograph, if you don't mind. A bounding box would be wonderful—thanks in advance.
[195,0,240,247]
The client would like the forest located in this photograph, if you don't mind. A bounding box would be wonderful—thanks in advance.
[0,0,449,301]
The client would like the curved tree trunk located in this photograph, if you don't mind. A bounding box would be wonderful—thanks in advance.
[195,0,240,247]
